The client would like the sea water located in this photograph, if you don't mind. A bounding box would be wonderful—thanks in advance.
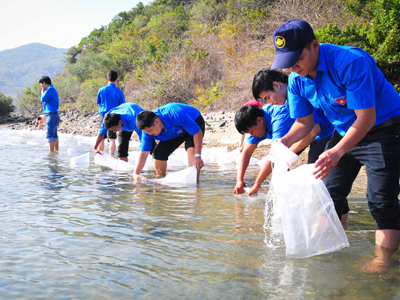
[0,129,399,299]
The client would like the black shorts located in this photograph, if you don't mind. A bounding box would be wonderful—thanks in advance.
[100,115,117,139]
[152,115,206,161]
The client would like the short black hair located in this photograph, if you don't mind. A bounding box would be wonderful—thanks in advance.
[104,113,121,129]
[252,68,288,100]
[136,111,158,130]
[235,105,265,134]
[37,116,42,120]
[107,70,118,82]
[39,76,51,85]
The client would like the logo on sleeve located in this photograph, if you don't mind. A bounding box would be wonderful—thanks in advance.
[332,96,347,105]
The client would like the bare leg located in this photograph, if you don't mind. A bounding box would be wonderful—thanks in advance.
[109,139,116,156]
[49,140,58,152]
[341,213,348,225]
[119,157,128,162]
[54,139,59,151]
[154,159,167,177]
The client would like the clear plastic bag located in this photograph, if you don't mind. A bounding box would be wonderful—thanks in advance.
[153,166,197,185]
[70,152,90,167]
[266,142,349,258]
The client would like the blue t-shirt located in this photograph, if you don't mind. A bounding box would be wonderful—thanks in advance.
[140,103,202,151]
[288,43,400,136]
[99,103,143,140]
[97,83,126,116]
[41,85,59,114]
[247,102,295,144]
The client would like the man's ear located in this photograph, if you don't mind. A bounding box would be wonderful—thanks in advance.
[119,120,123,126]
[273,81,281,90]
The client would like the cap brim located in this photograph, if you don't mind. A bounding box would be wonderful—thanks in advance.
[271,47,304,69]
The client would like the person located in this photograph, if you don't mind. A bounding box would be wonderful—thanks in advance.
[239,100,263,152]
[95,70,126,156]
[39,76,60,152]
[133,103,205,182]
[93,102,143,162]
[33,114,46,130]
[271,19,400,260]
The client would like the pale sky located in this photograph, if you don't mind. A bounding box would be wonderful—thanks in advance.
[0,0,152,51]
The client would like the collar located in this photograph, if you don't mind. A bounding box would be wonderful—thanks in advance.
[316,44,328,75]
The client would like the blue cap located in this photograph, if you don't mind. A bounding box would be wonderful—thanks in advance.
[271,19,316,69]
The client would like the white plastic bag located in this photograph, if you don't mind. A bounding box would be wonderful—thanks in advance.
[266,142,349,258]
[94,152,135,172]
[153,166,197,185]
[70,152,90,167]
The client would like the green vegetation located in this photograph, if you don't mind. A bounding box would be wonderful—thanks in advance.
[13,0,400,115]
[0,43,67,99]
[0,92,14,118]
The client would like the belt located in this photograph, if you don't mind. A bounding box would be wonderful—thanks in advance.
[45,112,58,116]
[369,115,400,133]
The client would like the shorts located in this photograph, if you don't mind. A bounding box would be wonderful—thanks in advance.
[153,116,206,161]
[324,125,400,230]
[46,114,60,143]
[100,115,116,139]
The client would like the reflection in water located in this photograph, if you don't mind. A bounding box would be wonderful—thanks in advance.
[0,130,400,299]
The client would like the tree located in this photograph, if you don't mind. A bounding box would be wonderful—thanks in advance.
[0,92,14,117]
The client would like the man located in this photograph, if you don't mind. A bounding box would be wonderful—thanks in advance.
[39,76,59,152]
[133,103,205,182]
[271,19,400,257]
[33,115,46,130]
[95,70,126,156]
[234,73,333,196]
[93,102,143,162]
[239,100,263,152]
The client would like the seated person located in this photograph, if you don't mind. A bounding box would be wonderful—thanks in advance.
[234,69,334,196]
[133,103,205,182]
[93,103,144,161]
[239,100,263,152]
[33,115,46,130]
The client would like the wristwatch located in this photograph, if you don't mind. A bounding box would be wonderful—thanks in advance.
[194,153,201,158]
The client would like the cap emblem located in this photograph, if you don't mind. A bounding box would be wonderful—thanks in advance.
[275,36,286,48]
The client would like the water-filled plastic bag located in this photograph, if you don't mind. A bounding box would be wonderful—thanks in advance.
[266,142,349,258]
[94,152,135,172]
[153,166,197,185]
[70,152,90,167]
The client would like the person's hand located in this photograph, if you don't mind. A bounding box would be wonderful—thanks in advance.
[133,173,145,183]
[233,181,246,195]
[248,183,261,197]
[93,149,102,155]
[313,148,343,180]
[192,157,204,170]
[239,143,244,152]
[275,137,289,147]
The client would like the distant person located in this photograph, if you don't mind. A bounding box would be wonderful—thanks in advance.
[271,19,400,266]
[133,103,205,182]
[33,114,46,130]
[95,70,126,156]
[234,69,333,196]
[39,76,59,152]
[238,100,263,152]
[93,102,144,161]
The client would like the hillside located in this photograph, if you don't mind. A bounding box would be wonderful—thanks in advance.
[0,43,67,98]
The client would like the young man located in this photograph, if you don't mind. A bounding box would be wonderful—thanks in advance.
[39,76,60,152]
[95,70,126,156]
[133,103,205,182]
[234,68,333,196]
[33,115,46,130]
[93,102,143,161]
[239,100,263,152]
[271,19,400,256]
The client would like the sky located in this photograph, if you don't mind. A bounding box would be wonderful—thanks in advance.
[0,0,152,52]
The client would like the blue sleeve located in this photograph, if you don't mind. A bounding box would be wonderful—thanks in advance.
[140,133,155,151]
[99,122,107,135]
[287,76,314,119]
[96,89,102,105]
[119,92,126,105]
[41,88,55,103]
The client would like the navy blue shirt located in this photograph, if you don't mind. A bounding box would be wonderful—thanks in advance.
[140,103,202,151]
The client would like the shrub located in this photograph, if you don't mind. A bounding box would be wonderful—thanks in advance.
[0,92,15,117]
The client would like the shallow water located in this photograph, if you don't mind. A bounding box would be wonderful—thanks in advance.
[0,129,399,299]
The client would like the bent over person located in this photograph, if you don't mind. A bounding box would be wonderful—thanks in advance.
[133,103,205,182]
[271,19,400,265]
[39,76,60,152]
[93,103,143,161]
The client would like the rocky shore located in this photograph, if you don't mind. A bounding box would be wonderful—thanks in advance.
[0,110,309,165]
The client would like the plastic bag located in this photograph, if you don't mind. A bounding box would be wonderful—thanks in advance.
[70,152,90,167]
[266,142,349,258]
[153,166,197,185]
[94,152,135,172]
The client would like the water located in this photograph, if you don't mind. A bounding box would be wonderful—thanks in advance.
[0,129,399,299]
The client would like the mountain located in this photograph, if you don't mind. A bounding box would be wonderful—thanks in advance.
[0,43,67,98]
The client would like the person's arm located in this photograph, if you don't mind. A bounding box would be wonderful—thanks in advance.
[248,159,272,196]
[313,107,375,179]
[93,133,105,155]
[239,134,245,152]
[290,123,321,154]
[234,142,258,194]
[191,130,204,170]
[133,151,150,182]
[278,112,315,148]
